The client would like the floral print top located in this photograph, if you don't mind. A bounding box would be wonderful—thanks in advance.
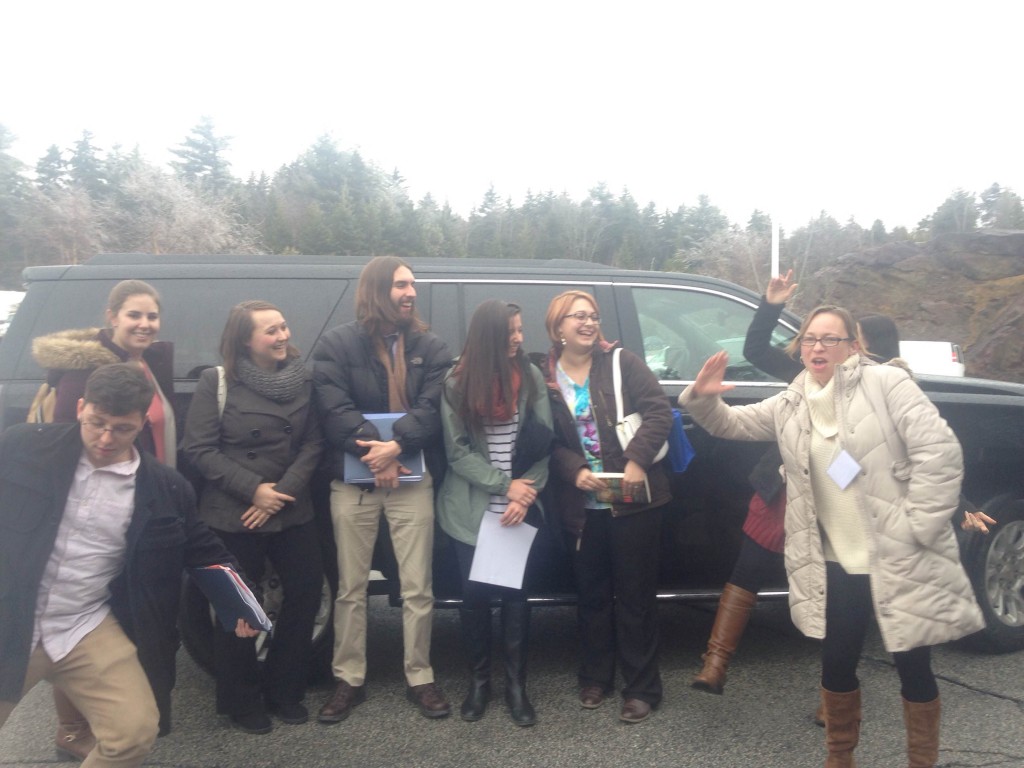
[556,361,610,510]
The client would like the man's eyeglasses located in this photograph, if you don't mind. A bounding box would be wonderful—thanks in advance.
[563,311,601,324]
[81,418,141,437]
[799,335,853,347]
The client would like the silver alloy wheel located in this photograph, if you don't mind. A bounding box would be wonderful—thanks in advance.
[984,519,1024,628]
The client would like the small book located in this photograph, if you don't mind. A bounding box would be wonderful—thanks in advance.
[188,564,273,633]
[592,472,651,505]
[343,412,425,483]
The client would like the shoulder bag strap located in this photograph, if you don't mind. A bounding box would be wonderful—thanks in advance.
[612,348,625,422]
[216,366,226,421]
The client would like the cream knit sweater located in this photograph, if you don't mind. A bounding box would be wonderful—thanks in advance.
[805,374,870,574]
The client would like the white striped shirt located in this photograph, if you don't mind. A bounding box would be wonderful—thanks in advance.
[484,410,519,515]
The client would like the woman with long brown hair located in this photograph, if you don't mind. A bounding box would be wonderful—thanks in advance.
[436,299,553,726]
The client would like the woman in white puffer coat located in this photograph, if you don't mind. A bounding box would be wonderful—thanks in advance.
[680,304,987,768]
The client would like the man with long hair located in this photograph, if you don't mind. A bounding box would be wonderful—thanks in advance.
[312,256,454,723]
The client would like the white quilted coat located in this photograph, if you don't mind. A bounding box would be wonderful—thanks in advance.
[681,356,984,652]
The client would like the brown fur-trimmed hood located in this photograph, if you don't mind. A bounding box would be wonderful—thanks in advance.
[31,328,120,371]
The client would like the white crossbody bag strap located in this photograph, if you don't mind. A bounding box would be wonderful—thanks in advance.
[612,348,625,423]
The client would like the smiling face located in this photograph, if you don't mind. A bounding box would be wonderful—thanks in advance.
[800,311,859,385]
[557,296,601,355]
[390,266,417,324]
[508,312,524,358]
[107,294,160,358]
[247,309,291,371]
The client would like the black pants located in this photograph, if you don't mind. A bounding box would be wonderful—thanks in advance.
[728,534,784,593]
[821,561,938,703]
[213,520,323,715]
[572,507,663,706]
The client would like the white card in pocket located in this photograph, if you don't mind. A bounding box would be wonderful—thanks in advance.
[827,449,861,490]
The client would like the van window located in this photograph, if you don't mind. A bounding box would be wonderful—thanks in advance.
[630,286,795,381]
[14,278,349,380]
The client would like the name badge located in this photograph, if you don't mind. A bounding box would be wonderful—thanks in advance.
[827,449,861,490]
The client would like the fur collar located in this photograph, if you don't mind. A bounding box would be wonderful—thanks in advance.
[31,327,120,371]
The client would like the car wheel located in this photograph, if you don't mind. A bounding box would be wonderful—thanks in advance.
[959,493,1024,653]
[178,567,335,681]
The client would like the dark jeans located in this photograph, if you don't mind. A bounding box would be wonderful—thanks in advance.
[728,534,784,593]
[571,507,663,706]
[822,561,938,703]
[213,520,323,715]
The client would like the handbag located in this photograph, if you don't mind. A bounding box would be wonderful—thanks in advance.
[612,348,669,463]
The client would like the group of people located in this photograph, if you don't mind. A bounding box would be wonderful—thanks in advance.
[0,256,989,768]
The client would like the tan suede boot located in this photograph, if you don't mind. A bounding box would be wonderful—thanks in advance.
[54,688,95,761]
[691,583,757,695]
[821,687,861,767]
[903,696,940,768]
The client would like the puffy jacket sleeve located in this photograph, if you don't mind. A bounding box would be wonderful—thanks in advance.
[680,384,781,443]
[879,368,964,549]
[181,368,263,504]
[392,333,452,454]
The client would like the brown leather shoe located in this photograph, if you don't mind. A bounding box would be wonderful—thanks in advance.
[317,680,366,724]
[579,686,607,709]
[407,682,451,719]
[55,719,96,761]
[619,698,652,723]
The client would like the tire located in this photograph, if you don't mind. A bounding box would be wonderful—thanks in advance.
[178,566,335,681]
[959,493,1024,654]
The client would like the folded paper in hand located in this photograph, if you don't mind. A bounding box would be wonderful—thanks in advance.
[344,412,425,483]
[189,564,273,632]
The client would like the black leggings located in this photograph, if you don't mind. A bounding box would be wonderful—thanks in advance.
[728,535,783,593]
[821,561,938,702]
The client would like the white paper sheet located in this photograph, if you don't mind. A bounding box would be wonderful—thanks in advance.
[827,449,862,490]
[468,512,538,590]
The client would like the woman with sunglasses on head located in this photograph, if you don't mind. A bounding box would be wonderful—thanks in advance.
[681,303,988,767]
[436,300,553,726]
[29,279,177,759]
[182,301,324,735]
[540,290,672,724]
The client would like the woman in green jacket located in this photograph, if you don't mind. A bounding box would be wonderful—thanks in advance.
[436,299,553,727]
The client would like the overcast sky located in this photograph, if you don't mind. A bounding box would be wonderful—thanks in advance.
[3,1,1021,232]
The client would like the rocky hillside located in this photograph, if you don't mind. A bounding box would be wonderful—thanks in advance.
[798,231,1024,384]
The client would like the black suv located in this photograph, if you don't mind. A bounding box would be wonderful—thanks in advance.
[2,254,1022,671]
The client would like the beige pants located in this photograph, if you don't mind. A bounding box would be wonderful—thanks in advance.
[0,613,159,767]
[329,471,436,687]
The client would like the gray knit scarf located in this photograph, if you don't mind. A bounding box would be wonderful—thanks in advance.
[236,356,308,403]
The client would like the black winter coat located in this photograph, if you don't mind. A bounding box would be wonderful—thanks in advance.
[0,422,236,735]
[311,321,452,482]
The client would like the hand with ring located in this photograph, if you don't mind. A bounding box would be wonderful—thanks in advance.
[501,500,527,527]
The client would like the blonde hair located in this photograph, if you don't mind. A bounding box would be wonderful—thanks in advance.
[785,305,859,357]
[544,290,605,352]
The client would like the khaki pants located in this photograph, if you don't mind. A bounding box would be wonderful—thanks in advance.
[329,471,436,687]
[0,613,159,767]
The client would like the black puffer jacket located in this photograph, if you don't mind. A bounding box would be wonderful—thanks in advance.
[311,320,452,482]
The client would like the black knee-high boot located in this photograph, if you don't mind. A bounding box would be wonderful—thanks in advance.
[501,600,536,727]
[459,606,492,721]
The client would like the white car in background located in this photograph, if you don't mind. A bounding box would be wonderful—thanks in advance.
[899,340,966,377]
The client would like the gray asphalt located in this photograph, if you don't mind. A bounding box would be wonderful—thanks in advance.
[2,598,1022,767]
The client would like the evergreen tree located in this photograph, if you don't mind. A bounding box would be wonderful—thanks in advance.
[170,117,234,194]
[979,183,1024,229]
[746,209,771,236]
[68,131,107,199]
[35,145,67,192]
[925,189,979,236]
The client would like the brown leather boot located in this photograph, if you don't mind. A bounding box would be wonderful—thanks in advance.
[822,687,861,768]
[903,696,940,768]
[54,688,95,762]
[691,583,757,694]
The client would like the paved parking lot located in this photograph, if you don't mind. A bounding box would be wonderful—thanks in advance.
[2,598,1023,767]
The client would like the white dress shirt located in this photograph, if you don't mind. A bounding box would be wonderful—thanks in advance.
[32,448,140,662]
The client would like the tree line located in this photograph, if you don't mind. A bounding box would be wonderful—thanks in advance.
[2,118,1022,293]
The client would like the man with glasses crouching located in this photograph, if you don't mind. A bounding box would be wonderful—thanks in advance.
[0,363,253,766]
